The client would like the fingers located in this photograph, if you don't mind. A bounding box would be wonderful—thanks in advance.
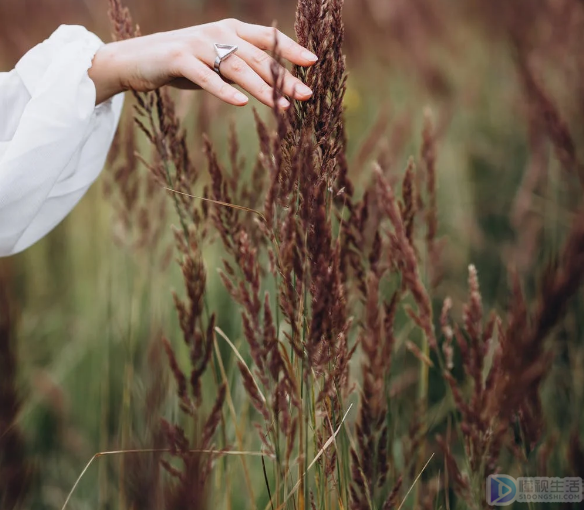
[178,56,248,106]
[175,19,317,108]
[234,22,318,67]
[218,55,290,109]
[234,39,313,100]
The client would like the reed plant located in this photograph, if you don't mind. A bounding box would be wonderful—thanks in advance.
[100,0,584,508]
[2,0,584,509]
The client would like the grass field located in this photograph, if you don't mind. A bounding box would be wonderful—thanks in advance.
[1,0,584,509]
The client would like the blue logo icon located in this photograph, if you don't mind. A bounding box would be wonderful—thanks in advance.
[487,475,517,505]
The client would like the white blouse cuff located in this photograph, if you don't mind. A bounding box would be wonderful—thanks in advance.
[15,25,105,103]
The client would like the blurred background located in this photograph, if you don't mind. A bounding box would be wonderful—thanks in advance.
[1,0,584,508]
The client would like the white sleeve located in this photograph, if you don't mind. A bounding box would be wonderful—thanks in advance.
[0,25,124,256]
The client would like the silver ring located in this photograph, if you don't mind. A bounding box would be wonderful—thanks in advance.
[213,43,238,75]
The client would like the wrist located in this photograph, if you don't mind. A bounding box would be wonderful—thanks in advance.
[88,42,127,105]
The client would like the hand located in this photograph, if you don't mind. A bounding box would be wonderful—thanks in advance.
[89,19,318,107]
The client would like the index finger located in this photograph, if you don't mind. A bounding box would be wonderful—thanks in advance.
[235,22,318,67]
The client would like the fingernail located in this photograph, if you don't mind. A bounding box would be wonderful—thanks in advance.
[235,91,248,104]
[298,84,313,97]
[278,97,291,109]
[302,50,318,62]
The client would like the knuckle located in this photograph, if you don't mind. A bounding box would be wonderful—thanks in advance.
[254,27,272,48]
[229,58,246,74]
[189,33,204,47]
[221,18,239,30]
[266,26,278,43]
[219,82,233,97]
[169,44,187,62]
[252,50,270,66]
[259,82,273,98]
[197,70,212,86]
[206,21,224,35]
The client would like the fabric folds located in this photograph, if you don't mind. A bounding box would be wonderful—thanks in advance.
[0,25,124,256]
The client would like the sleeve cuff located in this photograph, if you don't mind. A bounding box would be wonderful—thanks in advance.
[15,25,105,99]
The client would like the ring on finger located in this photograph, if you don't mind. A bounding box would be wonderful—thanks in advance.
[213,43,238,76]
